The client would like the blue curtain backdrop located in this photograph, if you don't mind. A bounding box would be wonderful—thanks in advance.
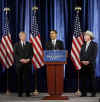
[88,0,100,77]
[0,0,100,92]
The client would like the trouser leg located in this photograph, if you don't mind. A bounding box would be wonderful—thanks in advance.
[17,71,23,95]
[90,71,96,95]
[23,65,32,95]
[80,71,87,95]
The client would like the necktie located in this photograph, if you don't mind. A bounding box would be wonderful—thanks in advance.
[23,42,25,46]
[22,42,25,47]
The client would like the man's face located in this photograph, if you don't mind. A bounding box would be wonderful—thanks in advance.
[19,33,26,41]
[50,31,57,40]
[84,34,91,42]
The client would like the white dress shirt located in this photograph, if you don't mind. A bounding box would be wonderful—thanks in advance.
[52,39,56,47]
[21,40,25,47]
[85,40,91,52]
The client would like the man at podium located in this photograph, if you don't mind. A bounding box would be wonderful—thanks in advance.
[45,30,66,97]
[46,30,64,50]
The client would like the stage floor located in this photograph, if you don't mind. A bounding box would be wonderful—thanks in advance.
[0,93,100,102]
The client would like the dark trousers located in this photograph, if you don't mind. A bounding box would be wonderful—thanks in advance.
[16,64,32,94]
[80,64,96,95]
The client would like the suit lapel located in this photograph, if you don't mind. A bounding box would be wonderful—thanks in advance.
[84,44,86,51]
[19,41,24,50]
[50,40,54,50]
[55,40,57,49]
[24,42,28,48]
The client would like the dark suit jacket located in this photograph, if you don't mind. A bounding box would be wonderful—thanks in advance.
[80,41,98,71]
[46,40,64,50]
[14,41,33,70]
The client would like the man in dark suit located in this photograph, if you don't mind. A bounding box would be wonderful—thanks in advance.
[46,30,64,50]
[14,32,33,97]
[80,31,98,97]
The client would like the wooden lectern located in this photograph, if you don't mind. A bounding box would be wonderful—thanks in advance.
[43,50,68,100]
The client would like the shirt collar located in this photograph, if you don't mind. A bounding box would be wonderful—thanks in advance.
[86,40,91,45]
[21,40,25,45]
[52,39,56,42]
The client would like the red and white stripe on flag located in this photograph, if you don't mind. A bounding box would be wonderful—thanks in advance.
[30,34,44,69]
[0,34,14,69]
[71,10,84,70]
[71,34,83,70]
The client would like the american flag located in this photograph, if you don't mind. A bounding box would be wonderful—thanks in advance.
[71,11,84,70]
[30,11,44,69]
[0,14,14,69]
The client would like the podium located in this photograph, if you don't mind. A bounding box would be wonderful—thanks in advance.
[43,50,68,100]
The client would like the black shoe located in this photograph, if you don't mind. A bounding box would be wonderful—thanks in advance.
[80,94,87,97]
[91,93,96,97]
[18,93,22,97]
[26,93,31,97]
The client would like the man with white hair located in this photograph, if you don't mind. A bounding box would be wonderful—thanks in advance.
[80,31,98,97]
[14,32,33,97]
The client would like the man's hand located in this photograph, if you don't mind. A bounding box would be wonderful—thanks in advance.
[19,59,30,64]
[81,61,90,65]
[25,59,30,63]
[20,59,25,63]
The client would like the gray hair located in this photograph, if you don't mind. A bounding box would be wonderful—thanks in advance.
[19,32,26,37]
[85,30,94,40]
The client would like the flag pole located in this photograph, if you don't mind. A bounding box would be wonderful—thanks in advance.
[74,7,81,96]
[4,7,11,95]
[33,69,39,96]
[32,6,39,96]
[6,68,10,95]
[75,71,81,96]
